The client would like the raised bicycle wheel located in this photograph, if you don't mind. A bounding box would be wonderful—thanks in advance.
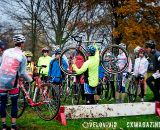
[59,47,87,76]
[6,89,26,118]
[127,79,138,103]
[101,45,129,74]
[35,83,60,121]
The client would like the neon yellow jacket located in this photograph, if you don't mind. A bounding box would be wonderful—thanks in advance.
[37,56,52,76]
[72,44,99,87]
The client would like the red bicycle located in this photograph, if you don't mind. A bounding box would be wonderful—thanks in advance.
[6,66,60,121]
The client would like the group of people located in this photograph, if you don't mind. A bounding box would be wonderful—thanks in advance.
[0,34,160,130]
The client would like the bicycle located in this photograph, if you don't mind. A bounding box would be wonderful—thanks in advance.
[100,73,115,101]
[6,66,60,121]
[127,73,144,102]
[59,35,129,76]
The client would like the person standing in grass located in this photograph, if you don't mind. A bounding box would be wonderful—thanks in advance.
[72,42,99,105]
[0,34,32,130]
[145,40,160,102]
[133,48,149,102]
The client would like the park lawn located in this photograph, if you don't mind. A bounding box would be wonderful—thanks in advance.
[1,72,159,130]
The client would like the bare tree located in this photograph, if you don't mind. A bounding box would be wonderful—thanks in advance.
[41,0,84,48]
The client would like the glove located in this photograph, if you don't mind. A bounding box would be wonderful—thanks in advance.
[125,72,130,79]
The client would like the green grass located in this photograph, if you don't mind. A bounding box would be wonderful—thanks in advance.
[2,111,160,130]
[1,73,158,130]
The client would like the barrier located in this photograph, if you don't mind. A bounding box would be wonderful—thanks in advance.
[55,102,157,125]
[64,102,155,119]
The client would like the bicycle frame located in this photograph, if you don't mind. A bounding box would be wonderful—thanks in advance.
[18,79,47,107]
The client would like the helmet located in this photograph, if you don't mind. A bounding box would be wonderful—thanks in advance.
[54,48,61,55]
[87,44,96,55]
[134,46,141,54]
[0,40,5,50]
[24,51,33,57]
[13,34,26,43]
[119,43,126,49]
[42,47,49,52]
[145,40,156,49]
[138,48,145,54]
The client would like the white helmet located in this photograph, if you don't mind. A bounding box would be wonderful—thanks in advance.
[134,46,141,54]
[119,43,126,49]
[13,34,26,43]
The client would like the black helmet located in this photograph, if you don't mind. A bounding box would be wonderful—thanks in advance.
[145,40,156,49]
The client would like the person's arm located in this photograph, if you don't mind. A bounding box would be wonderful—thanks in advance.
[19,56,32,82]
[48,60,52,76]
[127,58,132,73]
[62,58,68,71]
[72,60,89,75]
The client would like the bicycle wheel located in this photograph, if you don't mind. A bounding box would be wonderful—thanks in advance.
[6,89,26,118]
[35,83,60,121]
[101,45,129,74]
[60,76,71,102]
[71,82,81,105]
[127,80,138,102]
[59,47,86,76]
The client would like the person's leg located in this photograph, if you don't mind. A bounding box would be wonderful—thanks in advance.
[110,81,115,99]
[144,74,147,96]
[121,72,127,103]
[10,95,18,130]
[154,78,160,101]
[0,93,8,129]
[146,76,156,100]
[116,74,121,103]
[81,84,85,100]
[9,88,19,130]
[140,80,145,102]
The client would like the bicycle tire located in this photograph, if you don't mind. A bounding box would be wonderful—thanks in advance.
[127,81,138,102]
[6,89,26,118]
[59,47,87,76]
[101,45,129,74]
[35,83,60,121]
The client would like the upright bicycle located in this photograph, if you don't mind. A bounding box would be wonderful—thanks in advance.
[6,65,60,121]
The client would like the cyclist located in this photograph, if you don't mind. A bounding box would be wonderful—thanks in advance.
[24,51,36,77]
[0,40,5,65]
[116,43,132,103]
[37,47,52,81]
[133,48,149,102]
[0,34,32,130]
[145,40,160,101]
[48,48,68,84]
[72,43,99,105]
[73,50,85,102]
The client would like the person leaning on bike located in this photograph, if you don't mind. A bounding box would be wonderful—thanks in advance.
[133,48,149,102]
[37,47,52,81]
[72,42,99,105]
[145,40,160,102]
[0,34,32,130]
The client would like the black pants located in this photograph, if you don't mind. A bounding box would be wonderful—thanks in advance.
[0,95,18,118]
[86,94,94,105]
[110,81,115,98]
[146,76,160,101]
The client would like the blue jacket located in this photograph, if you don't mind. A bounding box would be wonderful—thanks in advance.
[48,58,68,83]
[98,65,105,80]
